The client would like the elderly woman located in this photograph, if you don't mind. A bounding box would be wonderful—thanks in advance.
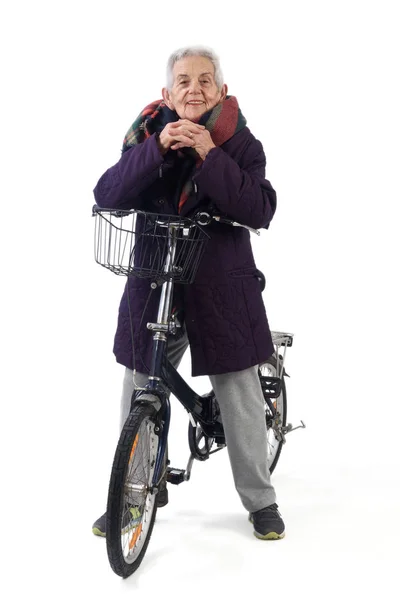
[92,46,285,540]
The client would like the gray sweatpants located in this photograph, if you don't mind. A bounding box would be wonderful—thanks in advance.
[119,326,276,513]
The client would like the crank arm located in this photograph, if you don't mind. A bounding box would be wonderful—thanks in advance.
[184,453,195,481]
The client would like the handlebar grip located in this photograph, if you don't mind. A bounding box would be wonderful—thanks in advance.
[92,204,128,218]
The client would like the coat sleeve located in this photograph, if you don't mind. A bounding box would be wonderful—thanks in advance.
[93,134,164,209]
[193,134,277,230]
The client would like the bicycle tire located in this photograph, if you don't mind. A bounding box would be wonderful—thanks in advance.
[263,356,287,474]
[106,402,162,578]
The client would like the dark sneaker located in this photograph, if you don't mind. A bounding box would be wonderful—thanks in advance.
[92,513,106,537]
[249,503,285,540]
[92,486,168,537]
[157,485,169,508]
[92,507,141,537]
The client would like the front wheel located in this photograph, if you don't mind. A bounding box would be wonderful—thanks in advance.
[106,403,161,578]
[261,357,287,474]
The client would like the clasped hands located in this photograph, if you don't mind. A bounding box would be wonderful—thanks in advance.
[157,120,215,161]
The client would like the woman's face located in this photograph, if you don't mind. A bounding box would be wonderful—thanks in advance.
[162,56,227,121]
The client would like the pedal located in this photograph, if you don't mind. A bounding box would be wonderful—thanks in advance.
[260,376,282,399]
[166,467,186,485]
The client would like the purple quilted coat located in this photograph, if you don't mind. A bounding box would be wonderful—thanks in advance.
[93,128,277,376]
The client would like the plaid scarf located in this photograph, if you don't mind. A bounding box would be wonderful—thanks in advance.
[122,96,247,212]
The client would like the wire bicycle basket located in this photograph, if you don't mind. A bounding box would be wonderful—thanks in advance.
[93,206,209,284]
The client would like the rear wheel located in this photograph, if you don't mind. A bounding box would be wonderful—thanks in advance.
[261,357,287,474]
[106,403,162,578]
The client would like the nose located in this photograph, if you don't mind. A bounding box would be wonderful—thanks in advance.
[188,79,201,94]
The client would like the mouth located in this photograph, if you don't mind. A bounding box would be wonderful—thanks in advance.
[187,101,204,106]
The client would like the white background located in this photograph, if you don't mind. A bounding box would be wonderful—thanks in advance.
[1,0,399,597]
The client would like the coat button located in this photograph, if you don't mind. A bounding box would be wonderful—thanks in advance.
[157,199,165,205]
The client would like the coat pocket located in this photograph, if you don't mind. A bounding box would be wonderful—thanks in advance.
[228,266,258,278]
[228,267,265,291]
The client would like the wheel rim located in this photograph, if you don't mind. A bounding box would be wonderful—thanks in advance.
[260,362,284,470]
[121,417,158,564]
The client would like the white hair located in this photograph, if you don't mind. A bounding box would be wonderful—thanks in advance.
[166,45,224,91]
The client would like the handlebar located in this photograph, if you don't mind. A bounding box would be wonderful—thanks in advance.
[194,212,260,236]
[92,205,262,285]
[92,205,260,236]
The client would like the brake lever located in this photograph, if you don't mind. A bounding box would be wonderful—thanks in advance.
[212,216,260,236]
[194,211,260,236]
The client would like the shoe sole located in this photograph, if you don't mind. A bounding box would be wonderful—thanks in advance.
[249,514,285,540]
[92,527,106,537]
[253,530,285,540]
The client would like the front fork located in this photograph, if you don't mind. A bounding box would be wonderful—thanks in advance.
[152,394,171,490]
[133,387,171,493]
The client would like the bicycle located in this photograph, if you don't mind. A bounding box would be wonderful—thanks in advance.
[92,206,305,578]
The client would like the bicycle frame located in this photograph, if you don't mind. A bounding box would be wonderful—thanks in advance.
[132,217,295,494]
[132,221,203,490]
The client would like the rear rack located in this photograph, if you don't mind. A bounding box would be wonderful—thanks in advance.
[266,331,294,380]
[271,331,293,348]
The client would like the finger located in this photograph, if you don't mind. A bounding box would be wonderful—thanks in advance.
[181,127,206,141]
[175,128,193,139]
[164,128,193,145]
[173,134,196,146]
[178,119,205,130]
[183,129,197,139]
[170,139,196,151]
[166,122,183,136]
[171,141,194,150]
